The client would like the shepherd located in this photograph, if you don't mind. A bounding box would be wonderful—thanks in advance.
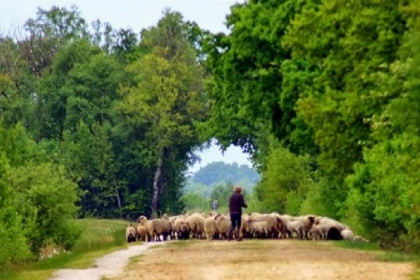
[228,186,247,241]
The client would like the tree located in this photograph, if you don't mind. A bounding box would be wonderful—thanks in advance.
[202,0,310,160]
[254,139,314,215]
[22,5,89,76]
[118,11,207,217]
[283,0,408,183]
[0,121,79,265]
[344,2,420,250]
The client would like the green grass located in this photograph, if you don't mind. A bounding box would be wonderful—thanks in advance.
[0,219,132,280]
[412,263,420,280]
[332,240,380,251]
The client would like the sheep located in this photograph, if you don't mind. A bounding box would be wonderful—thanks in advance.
[136,225,147,242]
[247,219,269,238]
[169,215,183,239]
[214,214,232,240]
[271,212,288,238]
[314,217,348,240]
[173,217,190,240]
[126,224,136,243]
[309,224,323,240]
[286,219,305,239]
[137,215,164,242]
[240,214,251,239]
[250,213,280,238]
[353,235,369,243]
[295,215,317,239]
[160,213,172,240]
[186,214,205,239]
[340,229,354,241]
[204,216,218,240]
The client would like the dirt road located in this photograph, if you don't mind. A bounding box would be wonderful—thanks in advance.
[112,239,414,280]
[50,242,156,280]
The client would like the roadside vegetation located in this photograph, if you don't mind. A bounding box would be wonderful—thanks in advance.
[0,219,129,280]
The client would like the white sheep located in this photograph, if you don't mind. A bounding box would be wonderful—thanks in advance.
[214,214,232,240]
[126,224,136,243]
[247,219,269,238]
[296,215,317,239]
[204,216,218,240]
[340,229,354,240]
[286,220,305,239]
[314,217,348,240]
[160,214,172,240]
[186,214,205,239]
[250,213,280,238]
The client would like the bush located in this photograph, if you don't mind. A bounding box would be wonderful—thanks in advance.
[254,141,314,214]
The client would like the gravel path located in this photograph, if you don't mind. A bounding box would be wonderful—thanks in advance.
[50,242,158,280]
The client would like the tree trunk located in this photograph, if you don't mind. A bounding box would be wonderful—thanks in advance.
[114,178,122,217]
[151,146,164,218]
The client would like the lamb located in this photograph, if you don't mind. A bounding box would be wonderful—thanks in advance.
[126,224,136,243]
[137,215,164,242]
[250,213,280,238]
[136,225,147,242]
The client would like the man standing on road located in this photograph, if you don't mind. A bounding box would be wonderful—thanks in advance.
[228,186,247,241]
[212,199,219,212]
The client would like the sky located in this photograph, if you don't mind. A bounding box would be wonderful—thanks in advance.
[0,0,253,173]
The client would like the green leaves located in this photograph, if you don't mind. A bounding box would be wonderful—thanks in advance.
[0,122,80,266]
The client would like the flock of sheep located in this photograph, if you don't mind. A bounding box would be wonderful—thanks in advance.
[125,212,368,243]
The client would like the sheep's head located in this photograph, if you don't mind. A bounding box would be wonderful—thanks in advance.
[180,223,190,232]
[308,216,316,225]
[137,215,147,223]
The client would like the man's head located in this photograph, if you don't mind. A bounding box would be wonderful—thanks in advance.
[234,186,243,193]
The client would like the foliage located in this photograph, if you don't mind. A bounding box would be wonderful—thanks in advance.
[180,192,211,213]
[0,219,129,280]
[0,122,80,269]
[344,7,420,251]
[117,10,207,216]
[254,139,315,215]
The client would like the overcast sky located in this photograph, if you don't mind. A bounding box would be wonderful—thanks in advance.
[0,0,253,172]
[0,0,241,34]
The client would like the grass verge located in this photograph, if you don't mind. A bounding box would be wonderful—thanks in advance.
[333,240,420,279]
[0,219,131,280]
